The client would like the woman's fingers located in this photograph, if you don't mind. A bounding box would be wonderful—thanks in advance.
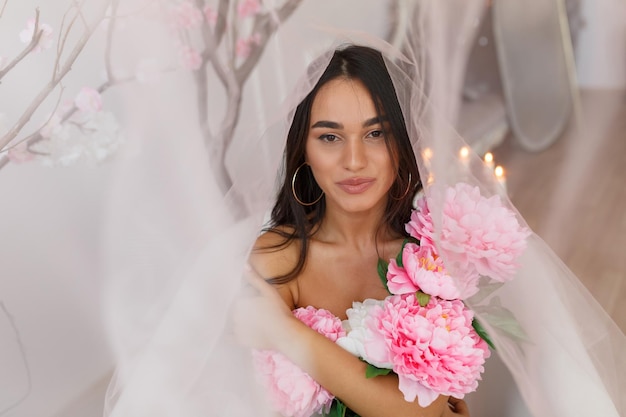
[448,397,470,417]
[243,263,281,300]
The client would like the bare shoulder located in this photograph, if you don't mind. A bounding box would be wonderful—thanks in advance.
[249,226,301,309]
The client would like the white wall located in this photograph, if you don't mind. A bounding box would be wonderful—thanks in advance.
[576,0,626,88]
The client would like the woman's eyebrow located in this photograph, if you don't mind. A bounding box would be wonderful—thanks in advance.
[363,116,387,127]
[311,120,343,129]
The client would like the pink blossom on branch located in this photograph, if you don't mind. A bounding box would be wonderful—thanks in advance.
[236,34,261,59]
[179,45,202,71]
[7,142,34,163]
[204,6,218,26]
[168,1,203,29]
[19,18,54,52]
[237,0,261,18]
[75,87,103,114]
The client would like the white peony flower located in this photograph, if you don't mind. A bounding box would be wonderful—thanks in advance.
[336,298,393,368]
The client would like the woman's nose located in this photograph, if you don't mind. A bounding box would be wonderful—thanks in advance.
[343,138,367,172]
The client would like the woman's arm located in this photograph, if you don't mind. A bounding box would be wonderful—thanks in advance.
[235,260,468,417]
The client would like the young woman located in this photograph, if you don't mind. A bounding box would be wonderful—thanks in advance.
[236,45,471,417]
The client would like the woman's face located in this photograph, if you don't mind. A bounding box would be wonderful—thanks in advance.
[305,77,396,215]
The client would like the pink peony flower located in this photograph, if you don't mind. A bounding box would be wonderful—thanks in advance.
[179,45,202,70]
[406,196,436,249]
[253,350,334,417]
[75,87,103,113]
[168,1,203,29]
[388,243,479,300]
[293,306,346,342]
[364,294,490,407]
[237,0,261,18]
[253,307,343,417]
[19,18,54,52]
[408,183,530,282]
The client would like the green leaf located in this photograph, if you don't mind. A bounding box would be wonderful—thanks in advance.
[365,363,392,378]
[395,239,411,267]
[472,317,496,350]
[416,290,431,307]
[377,258,390,293]
[327,399,347,417]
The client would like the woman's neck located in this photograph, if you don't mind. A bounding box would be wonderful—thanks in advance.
[313,200,394,250]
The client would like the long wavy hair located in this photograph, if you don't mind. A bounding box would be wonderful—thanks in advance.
[263,45,421,284]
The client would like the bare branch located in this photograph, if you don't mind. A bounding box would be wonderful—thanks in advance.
[0,9,44,81]
[54,1,87,79]
[0,0,110,152]
[104,0,121,82]
[214,0,229,46]
[0,0,9,19]
[195,0,229,86]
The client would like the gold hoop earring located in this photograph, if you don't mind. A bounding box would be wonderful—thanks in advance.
[291,163,324,206]
[391,172,412,200]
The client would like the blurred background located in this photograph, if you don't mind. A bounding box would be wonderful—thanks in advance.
[0,1,624,416]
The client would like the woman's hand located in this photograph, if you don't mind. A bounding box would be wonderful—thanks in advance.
[445,397,470,417]
[232,264,295,350]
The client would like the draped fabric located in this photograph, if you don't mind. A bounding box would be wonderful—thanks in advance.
[102,1,625,416]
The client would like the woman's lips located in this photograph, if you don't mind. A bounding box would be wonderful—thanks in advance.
[336,177,376,194]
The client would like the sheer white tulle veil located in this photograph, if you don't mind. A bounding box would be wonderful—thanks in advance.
[101,2,625,416]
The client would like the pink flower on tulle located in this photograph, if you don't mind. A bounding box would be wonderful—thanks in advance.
[180,45,202,70]
[75,87,102,113]
[204,6,218,25]
[387,243,478,299]
[409,183,530,282]
[7,142,34,163]
[19,18,54,52]
[235,34,261,59]
[253,307,343,417]
[406,196,435,249]
[237,0,261,18]
[364,294,490,407]
[169,1,203,29]
[253,350,334,417]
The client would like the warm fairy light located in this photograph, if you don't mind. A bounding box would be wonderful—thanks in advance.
[459,146,470,168]
[427,173,435,185]
[484,152,495,169]
[495,165,507,193]
[422,147,433,161]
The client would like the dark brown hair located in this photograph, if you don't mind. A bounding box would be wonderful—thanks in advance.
[263,45,421,284]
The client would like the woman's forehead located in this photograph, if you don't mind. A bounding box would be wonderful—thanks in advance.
[310,78,378,124]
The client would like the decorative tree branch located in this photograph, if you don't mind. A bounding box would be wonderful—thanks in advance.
[193,0,303,195]
[0,9,44,82]
[0,0,137,169]
[0,0,8,19]
[0,0,112,154]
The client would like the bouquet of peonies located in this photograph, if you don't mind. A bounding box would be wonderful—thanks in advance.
[254,183,530,415]
[337,183,530,407]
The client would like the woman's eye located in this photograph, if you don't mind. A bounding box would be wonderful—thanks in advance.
[368,130,384,139]
[319,134,338,142]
